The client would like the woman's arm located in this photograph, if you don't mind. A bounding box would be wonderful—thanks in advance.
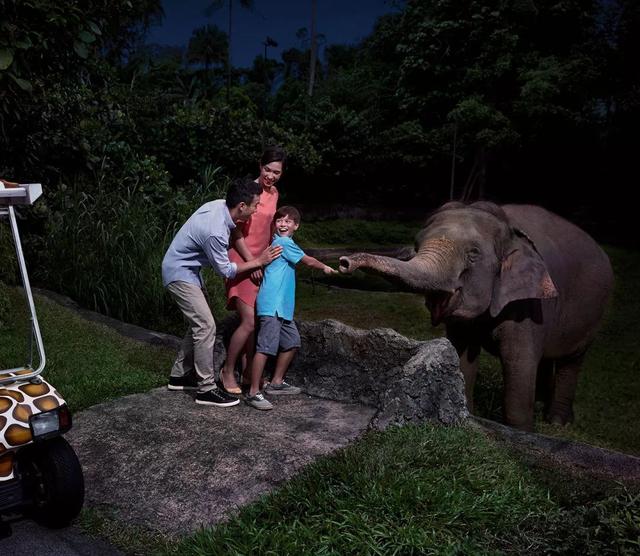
[230,227,253,262]
[300,255,337,275]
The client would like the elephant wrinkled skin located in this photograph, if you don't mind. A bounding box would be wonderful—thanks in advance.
[339,202,614,431]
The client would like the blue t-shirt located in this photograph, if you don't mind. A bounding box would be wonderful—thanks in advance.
[256,235,305,320]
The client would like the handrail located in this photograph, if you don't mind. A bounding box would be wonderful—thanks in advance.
[0,183,46,385]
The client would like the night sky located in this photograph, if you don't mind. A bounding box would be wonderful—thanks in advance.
[146,0,399,68]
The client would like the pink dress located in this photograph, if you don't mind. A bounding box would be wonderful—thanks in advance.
[226,185,279,309]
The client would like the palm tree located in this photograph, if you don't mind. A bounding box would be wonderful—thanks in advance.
[206,0,254,101]
[187,24,228,72]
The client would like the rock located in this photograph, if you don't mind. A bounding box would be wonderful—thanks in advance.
[215,318,468,428]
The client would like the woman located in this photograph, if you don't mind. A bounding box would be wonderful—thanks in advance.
[219,146,286,394]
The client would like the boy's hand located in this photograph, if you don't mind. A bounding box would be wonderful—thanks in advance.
[259,245,282,266]
[250,269,263,285]
[323,265,338,275]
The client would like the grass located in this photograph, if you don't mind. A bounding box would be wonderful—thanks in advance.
[295,219,422,249]
[0,288,174,412]
[167,424,638,556]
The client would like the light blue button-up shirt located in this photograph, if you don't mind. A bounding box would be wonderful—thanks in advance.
[256,235,305,321]
[161,199,238,288]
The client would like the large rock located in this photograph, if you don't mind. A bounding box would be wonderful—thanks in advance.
[216,318,468,429]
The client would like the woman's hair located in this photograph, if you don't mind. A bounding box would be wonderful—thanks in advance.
[260,145,287,169]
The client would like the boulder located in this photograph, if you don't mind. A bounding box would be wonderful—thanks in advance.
[216,317,469,429]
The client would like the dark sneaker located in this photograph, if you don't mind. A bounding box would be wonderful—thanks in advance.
[244,392,273,411]
[196,388,240,407]
[264,381,301,395]
[168,374,198,391]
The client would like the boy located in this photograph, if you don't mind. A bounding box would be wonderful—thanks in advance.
[161,177,282,407]
[245,206,337,410]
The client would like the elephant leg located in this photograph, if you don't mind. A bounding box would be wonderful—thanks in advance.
[446,326,480,413]
[502,354,539,431]
[546,353,583,425]
[536,359,554,415]
[459,345,481,413]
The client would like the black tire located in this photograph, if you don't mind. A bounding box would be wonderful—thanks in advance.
[19,436,85,528]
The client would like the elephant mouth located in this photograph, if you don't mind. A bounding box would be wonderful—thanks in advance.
[425,289,459,326]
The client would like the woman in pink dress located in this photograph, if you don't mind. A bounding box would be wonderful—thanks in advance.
[220,147,286,394]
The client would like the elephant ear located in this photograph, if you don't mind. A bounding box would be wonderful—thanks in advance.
[490,230,558,317]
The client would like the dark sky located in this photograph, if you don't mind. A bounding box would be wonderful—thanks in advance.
[146,0,399,68]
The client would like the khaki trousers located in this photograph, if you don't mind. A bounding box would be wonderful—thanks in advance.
[167,281,217,393]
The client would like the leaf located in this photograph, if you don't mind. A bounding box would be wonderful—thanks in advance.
[79,30,96,43]
[0,49,14,70]
[74,40,88,59]
[87,21,102,35]
[15,38,33,49]
[9,73,32,91]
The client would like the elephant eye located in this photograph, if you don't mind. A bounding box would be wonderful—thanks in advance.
[466,247,481,264]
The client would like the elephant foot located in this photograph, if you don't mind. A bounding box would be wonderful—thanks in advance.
[546,409,574,426]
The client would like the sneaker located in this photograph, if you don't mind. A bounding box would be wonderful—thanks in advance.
[264,381,301,395]
[168,374,198,391]
[195,388,240,407]
[244,392,273,411]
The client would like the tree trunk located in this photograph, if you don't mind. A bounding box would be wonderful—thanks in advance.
[226,0,232,102]
[308,0,317,97]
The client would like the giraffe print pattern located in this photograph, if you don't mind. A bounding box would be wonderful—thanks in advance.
[0,371,65,481]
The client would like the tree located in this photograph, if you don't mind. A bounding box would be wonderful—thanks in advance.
[308,0,318,96]
[206,0,254,101]
[395,0,606,201]
[187,24,228,72]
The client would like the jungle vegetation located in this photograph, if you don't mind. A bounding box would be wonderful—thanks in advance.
[1,0,638,327]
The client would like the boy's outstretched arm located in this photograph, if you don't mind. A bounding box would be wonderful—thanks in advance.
[300,255,338,275]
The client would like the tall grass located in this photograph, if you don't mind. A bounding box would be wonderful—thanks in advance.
[34,169,231,330]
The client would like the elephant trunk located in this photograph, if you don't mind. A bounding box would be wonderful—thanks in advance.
[339,238,459,294]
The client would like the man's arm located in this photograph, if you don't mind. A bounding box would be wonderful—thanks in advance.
[300,255,337,275]
[204,235,281,279]
[236,244,282,274]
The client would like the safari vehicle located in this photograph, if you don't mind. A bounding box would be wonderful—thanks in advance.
[0,181,84,537]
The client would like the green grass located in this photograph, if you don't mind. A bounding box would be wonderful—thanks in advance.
[0,288,174,412]
[166,425,638,556]
[295,219,422,249]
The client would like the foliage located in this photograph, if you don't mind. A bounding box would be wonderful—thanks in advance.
[392,0,609,200]
[187,24,228,71]
[0,279,10,329]
[0,218,17,285]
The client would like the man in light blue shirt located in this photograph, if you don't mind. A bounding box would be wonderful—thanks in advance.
[162,178,281,407]
[245,206,336,410]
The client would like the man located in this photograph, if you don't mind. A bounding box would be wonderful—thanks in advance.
[161,177,282,407]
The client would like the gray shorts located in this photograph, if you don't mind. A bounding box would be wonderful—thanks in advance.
[255,316,301,356]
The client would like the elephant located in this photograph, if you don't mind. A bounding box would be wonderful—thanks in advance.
[339,201,613,431]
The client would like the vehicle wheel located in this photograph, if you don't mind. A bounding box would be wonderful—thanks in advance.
[19,436,85,528]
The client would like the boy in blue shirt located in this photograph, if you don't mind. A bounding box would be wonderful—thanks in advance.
[245,206,337,410]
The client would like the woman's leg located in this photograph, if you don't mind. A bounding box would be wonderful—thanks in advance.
[220,298,255,390]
